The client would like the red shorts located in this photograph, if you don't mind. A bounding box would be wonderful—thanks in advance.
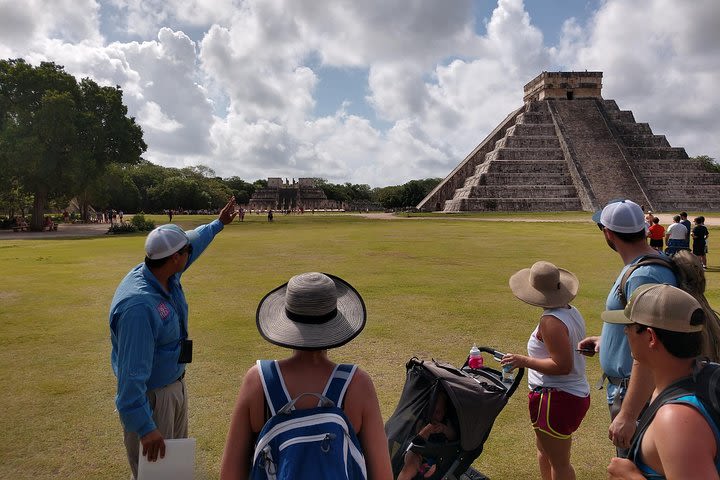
[529,388,590,439]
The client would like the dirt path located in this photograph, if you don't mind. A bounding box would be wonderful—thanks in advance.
[2,213,719,240]
[0,222,110,240]
[360,212,720,226]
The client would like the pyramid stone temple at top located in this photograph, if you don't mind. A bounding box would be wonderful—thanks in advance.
[417,71,720,213]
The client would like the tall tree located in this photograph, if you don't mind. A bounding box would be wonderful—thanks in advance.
[0,59,146,229]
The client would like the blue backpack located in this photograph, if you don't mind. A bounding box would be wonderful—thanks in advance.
[250,360,368,480]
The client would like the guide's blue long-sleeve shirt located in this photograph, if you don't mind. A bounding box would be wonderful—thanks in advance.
[109,220,224,436]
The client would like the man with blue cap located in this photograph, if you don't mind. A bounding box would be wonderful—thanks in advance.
[578,199,677,456]
[109,197,237,478]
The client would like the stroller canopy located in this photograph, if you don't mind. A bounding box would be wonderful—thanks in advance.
[386,358,512,453]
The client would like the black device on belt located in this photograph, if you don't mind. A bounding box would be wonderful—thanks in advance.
[178,338,193,364]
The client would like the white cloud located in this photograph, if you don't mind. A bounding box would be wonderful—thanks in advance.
[0,0,718,186]
[555,0,720,159]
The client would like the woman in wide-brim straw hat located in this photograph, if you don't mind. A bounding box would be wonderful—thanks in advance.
[500,261,590,480]
[220,272,392,480]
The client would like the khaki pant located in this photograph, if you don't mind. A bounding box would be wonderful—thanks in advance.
[122,377,188,479]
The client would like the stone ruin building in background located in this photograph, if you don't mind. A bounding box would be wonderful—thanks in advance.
[248,177,341,211]
[417,71,720,213]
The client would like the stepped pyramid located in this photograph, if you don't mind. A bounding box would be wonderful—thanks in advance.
[418,71,720,212]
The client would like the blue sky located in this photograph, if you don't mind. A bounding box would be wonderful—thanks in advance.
[0,0,717,187]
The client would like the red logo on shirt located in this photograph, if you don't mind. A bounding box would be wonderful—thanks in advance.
[157,302,171,320]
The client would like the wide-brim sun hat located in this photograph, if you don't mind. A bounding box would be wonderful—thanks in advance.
[256,272,366,350]
[509,261,579,309]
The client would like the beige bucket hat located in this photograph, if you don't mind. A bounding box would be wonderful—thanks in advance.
[509,261,579,308]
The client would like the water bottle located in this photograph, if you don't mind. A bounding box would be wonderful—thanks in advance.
[502,364,515,384]
[468,344,483,369]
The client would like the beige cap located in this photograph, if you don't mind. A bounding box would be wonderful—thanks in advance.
[601,284,704,333]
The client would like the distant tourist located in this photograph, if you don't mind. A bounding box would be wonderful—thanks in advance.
[238,207,245,222]
[168,209,173,223]
[119,210,124,223]
[665,215,688,255]
[692,216,709,268]
[644,210,655,228]
[647,217,665,251]
[267,209,274,222]
[680,212,692,248]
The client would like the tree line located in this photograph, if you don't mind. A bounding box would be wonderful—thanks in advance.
[0,58,440,229]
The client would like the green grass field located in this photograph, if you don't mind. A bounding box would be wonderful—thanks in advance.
[1,213,718,479]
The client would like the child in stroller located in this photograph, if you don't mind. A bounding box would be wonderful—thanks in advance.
[386,350,524,480]
[398,390,457,479]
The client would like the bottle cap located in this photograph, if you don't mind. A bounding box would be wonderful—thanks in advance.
[470,344,480,354]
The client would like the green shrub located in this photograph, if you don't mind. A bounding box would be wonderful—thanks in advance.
[130,213,155,232]
[107,222,137,234]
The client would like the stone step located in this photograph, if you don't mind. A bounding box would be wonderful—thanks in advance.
[601,99,619,111]
[468,185,579,198]
[444,197,583,212]
[619,135,670,148]
[633,158,706,172]
[506,124,557,137]
[641,173,720,186]
[485,160,569,174]
[477,172,575,185]
[613,122,653,135]
[516,111,554,124]
[487,148,564,161]
[525,101,551,113]
[606,110,636,123]
[495,136,560,149]
[626,147,688,159]
[644,185,720,197]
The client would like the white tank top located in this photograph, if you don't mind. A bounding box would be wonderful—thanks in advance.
[526,306,590,397]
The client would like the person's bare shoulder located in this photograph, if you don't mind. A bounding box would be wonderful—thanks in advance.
[653,402,716,452]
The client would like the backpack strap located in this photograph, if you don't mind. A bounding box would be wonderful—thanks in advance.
[257,360,292,416]
[628,375,694,461]
[617,255,677,306]
[321,364,357,408]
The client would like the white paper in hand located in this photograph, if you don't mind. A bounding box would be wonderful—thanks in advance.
[137,438,196,480]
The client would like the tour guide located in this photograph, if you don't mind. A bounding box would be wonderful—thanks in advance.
[109,197,237,479]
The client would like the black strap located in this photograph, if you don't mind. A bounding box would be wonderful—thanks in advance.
[617,255,677,306]
[628,375,694,461]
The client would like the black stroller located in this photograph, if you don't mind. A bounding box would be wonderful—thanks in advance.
[385,347,524,480]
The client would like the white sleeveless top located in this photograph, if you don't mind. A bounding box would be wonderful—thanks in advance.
[526,306,590,397]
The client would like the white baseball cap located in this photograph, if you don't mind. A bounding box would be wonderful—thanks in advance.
[592,199,646,233]
[144,224,199,260]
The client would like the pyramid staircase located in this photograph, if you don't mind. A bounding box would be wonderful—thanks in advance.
[419,87,720,212]
[443,101,583,211]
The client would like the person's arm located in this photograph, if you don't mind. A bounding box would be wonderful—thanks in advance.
[351,369,393,480]
[608,360,654,449]
[577,335,600,354]
[607,457,645,479]
[183,197,237,270]
[650,404,719,480]
[220,365,265,480]
[502,315,573,375]
[114,304,166,460]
